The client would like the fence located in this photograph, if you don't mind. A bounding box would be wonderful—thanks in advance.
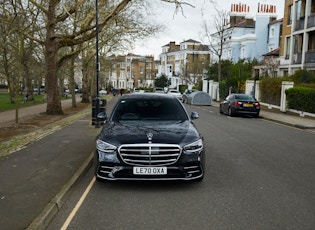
[202,79,315,118]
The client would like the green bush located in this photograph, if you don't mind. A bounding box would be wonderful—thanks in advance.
[292,69,315,84]
[286,87,315,113]
[259,78,283,105]
[219,80,229,100]
[178,85,187,94]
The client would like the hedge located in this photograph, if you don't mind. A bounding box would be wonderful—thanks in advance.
[285,87,315,113]
[259,78,283,106]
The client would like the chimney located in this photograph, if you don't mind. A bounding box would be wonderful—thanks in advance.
[230,3,250,26]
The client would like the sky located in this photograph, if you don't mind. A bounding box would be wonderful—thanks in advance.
[130,0,285,58]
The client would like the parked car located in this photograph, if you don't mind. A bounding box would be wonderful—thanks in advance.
[182,89,198,103]
[167,89,182,100]
[153,87,165,93]
[219,93,260,117]
[99,89,107,94]
[94,93,205,181]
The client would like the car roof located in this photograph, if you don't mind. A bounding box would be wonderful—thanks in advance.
[125,92,175,99]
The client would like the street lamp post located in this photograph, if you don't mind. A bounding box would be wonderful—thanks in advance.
[94,0,100,127]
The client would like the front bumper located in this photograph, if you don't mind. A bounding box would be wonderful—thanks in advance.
[94,149,204,181]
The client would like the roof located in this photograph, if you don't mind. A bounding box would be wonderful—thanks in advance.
[262,47,280,57]
[269,18,283,25]
[181,39,201,44]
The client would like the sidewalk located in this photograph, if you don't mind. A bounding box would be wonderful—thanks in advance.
[0,96,314,230]
[259,109,315,129]
[0,95,118,230]
[0,95,79,125]
[211,101,315,129]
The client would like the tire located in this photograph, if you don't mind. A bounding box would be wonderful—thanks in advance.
[219,105,223,114]
[228,107,234,117]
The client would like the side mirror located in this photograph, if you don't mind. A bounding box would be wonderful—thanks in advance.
[97,111,107,120]
[190,111,199,120]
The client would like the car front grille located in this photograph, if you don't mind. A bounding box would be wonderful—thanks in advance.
[118,144,181,166]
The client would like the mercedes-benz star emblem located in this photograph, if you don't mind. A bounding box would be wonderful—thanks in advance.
[147,132,153,141]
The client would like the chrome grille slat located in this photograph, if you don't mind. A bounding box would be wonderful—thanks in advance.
[118,143,181,166]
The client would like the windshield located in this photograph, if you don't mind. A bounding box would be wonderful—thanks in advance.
[111,98,188,122]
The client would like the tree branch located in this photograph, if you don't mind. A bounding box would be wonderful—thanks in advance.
[29,0,48,15]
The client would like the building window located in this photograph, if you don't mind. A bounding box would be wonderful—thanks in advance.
[285,36,291,59]
[270,27,275,38]
[312,0,315,13]
[241,47,246,59]
[288,4,293,25]
[296,0,302,19]
[309,31,315,50]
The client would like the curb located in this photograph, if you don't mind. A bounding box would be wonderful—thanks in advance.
[259,115,315,130]
[27,151,94,230]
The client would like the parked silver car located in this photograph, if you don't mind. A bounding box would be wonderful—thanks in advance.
[167,89,182,100]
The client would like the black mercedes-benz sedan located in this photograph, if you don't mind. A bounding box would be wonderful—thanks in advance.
[94,93,204,181]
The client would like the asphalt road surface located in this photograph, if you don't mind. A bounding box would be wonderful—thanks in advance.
[48,102,315,230]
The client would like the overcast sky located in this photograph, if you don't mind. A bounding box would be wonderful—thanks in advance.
[130,0,285,58]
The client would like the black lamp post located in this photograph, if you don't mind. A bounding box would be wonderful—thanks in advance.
[94,0,100,127]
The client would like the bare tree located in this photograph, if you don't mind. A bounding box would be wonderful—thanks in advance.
[26,0,191,115]
[261,56,280,78]
[2,0,193,115]
[202,9,231,82]
[0,0,42,127]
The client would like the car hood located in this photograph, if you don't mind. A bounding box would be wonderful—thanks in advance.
[98,120,200,146]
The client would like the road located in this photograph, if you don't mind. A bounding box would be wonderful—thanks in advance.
[47,102,315,230]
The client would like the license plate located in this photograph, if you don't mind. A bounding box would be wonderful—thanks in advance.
[133,167,167,175]
[244,103,253,107]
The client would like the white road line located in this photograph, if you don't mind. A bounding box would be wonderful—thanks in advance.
[60,177,96,230]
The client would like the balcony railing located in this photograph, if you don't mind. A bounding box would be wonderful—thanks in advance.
[292,52,302,64]
[307,14,315,28]
[305,50,315,63]
[295,17,305,31]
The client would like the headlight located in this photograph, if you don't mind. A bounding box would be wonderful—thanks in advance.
[96,139,117,152]
[183,139,203,153]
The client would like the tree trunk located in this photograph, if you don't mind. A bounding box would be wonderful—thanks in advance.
[45,1,63,115]
[69,55,77,108]
[218,56,222,83]
[81,57,90,103]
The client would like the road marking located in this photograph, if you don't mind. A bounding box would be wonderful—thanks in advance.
[61,176,96,230]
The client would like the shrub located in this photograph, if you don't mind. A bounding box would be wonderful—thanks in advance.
[259,78,283,105]
[292,69,315,84]
[286,87,315,113]
[219,80,229,100]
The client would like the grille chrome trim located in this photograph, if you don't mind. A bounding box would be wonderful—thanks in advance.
[100,166,114,174]
[118,143,181,166]
[184,165,201,174]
